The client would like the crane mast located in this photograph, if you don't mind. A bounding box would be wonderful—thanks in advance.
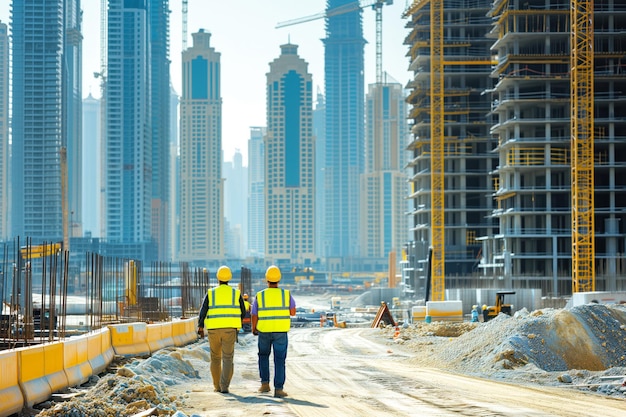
[429,0,445,301]
[182,0,188,50]
[571,0,595,292]
[405,0,445,301]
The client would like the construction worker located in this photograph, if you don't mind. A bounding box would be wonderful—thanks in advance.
[251,265,296,398]
[241,294,252,332]
[196,266,246,394]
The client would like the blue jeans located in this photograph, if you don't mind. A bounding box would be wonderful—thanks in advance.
[257,331,288,389]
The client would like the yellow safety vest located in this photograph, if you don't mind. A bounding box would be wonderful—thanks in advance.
[204,285,242,330]
[256,288,291,333]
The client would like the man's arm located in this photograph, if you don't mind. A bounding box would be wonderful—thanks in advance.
[197,294,209,337]
[238,294,246,319]
[251,299,259,335]
[289,294,296,316]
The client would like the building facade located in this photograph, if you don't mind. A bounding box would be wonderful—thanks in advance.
[11,0,82,242]
[82,93,100,237]
[484,0,626,293]
[265,43,315,266]
[0,21,8,241]
[149,0,171,261]
[178,29,224,262]
[404,0,497,281]
[361,79,409,259]
[247,126,265,258]
[323,0,365,263]
[224,149,248,258]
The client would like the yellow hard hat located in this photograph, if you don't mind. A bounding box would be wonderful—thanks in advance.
[266,265,282,282]
[243,293,249,300]
[216,266,232,282]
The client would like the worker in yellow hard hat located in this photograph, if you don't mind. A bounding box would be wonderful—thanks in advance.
[196,266,246,394]
[251,265,296,398]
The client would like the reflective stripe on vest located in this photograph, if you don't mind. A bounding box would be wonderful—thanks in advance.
[256,288,291,333]
[204,285,242,329]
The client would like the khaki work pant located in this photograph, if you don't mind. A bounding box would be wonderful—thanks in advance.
[207,328,237,391]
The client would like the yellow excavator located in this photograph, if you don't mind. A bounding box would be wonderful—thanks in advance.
[482,291,516,322]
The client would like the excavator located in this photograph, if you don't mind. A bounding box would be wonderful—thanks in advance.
[482,291,516,322]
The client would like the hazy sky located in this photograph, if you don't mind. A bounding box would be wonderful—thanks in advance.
[1,0,413,163]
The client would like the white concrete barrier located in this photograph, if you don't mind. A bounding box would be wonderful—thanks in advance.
[426,300,463,322]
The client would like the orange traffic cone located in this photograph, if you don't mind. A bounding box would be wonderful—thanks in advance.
[393,326,400,339]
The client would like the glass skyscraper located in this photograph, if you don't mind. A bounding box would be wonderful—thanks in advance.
[0,21,8,241]
[323,0,365,262]
[265,43,315,265]
[11,0,82,242]
[103,0,152,255]
[178,29,224,263]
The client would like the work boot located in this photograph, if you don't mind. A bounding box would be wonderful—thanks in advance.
[274,389,288,398]
[258,382,271,393]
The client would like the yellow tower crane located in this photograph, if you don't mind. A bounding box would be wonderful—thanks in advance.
[571,0,595,292]
[404,0,445,301]
[276,0,393,84]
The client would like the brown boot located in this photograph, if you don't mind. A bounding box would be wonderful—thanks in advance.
[258,382,271,393]
[274,389,288,398]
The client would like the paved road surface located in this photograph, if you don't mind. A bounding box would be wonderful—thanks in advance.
[173,327,626,416]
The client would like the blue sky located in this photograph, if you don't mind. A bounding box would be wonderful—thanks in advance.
[1,0,413,163]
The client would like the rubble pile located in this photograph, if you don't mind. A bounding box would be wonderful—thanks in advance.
[33,345,211,417]
[386,303,626,398]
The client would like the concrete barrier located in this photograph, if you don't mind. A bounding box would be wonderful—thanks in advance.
[0,350,24,417]
[87,329,114,375]
[109,322,150,357]
[147,322,167,353]
[43,342,69,393]
[171,319,187,346]
[63,334,93,387]
[17,345,51,407]
[411,306,426,322]
[146,321,175,354]
[101,327,115,365]
[181,318,198,345]
[426,300,463,322]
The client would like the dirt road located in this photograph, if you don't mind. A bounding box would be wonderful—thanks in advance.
[173,327,626,416]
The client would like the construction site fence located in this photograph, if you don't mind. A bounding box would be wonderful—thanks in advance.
[0,238,210,349]
[0,317,198,417]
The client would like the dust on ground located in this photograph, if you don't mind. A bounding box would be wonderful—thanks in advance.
[24,301,626,416]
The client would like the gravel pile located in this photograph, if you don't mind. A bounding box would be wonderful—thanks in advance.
[384,303,626,398]
[31,345,211,417]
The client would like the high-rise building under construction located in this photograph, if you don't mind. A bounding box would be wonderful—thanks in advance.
[404,0,626,294]
[404,0,497,280]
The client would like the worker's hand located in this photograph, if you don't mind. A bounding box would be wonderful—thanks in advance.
[197,327,204,338]
[252,328,258,336]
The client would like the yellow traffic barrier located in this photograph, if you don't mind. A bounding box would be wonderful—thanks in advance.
[87,329,113,375]
[426,300,464,322]
[63,335,93,387]
[43,342,68,393]
[181,318,197,345]
[108,322,150,357]
[160,321,174,348]
[101,327,114,365]
[17,345,51,407]
[171,319,186,346]
[147,322,165,353]
[0,350,24,417]
[412,306,426,323]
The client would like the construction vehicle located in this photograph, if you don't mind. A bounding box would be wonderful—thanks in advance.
[482,291,515,322]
